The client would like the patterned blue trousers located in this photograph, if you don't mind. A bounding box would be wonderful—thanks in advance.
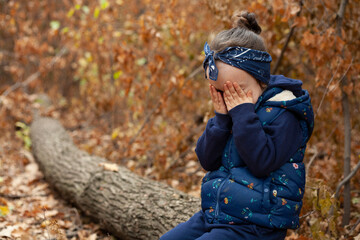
[160,211,287,240]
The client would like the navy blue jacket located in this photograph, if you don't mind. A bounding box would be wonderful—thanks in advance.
[196,75,314,229]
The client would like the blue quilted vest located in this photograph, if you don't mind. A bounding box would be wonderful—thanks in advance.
[201,87,314,229]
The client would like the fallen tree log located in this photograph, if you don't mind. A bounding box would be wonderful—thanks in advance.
[30,117,200,240]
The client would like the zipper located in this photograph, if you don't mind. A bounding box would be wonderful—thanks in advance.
[214,174,231,221]
[214,135,232,221]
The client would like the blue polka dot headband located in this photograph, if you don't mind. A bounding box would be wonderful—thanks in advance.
[203,42,272,84]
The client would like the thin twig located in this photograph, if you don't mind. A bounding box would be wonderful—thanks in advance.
[315,57,352,118]
[315,62,340,118]
[328,58,353,94]
[0,193,47,199]
[0,47,67,108]
[272,0,303,74]
[335,159,360,199]
[349,217,360,235]
[299,210,316,219]
[165,124,205,170]
[329,157,359,219]
[306,146,318,174]
[0,50,38,61]
[126,66,203,150]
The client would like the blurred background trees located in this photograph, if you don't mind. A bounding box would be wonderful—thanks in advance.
[1,0,359,239]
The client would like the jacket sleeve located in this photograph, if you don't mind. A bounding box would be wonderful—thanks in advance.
[228,103,303,178]
[195,112,232,171]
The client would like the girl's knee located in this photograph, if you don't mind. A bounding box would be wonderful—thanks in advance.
[159,230,181,240]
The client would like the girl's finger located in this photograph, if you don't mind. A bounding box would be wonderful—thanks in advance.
[233,82,245,97]
[217,91,222,105]
[247,90,253,103]
[223,90,234,109]
[214,88,222,104]
[223,84,231,101]
[226,81,237,97]
[224,82,230,94]
[209,85,216,101]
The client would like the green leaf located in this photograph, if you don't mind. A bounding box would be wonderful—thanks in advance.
[24,137,32,150]
[136,58,147,66]
[50,21,60,30]
[80,79,87,86]
[111,128,120,140]
[329,217,338,238]
[82,6,90,14]
[85,52,92,62]
[15,122,27,129]
[75,4,81,10]
[94,7,100,18]
[352,197,360,205]
[113,70,123,79]
[100,0,109,9]
[98,36,104,44]
[61,27,69,34]
[0,205,9,216]
[119,90,125,97]
[67,8,75,18]
[319,198,332,217]
[15,122,31,150]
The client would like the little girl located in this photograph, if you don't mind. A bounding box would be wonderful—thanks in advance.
[160,11,314,240]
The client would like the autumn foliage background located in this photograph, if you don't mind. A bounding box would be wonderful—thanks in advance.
[0,0,360,239]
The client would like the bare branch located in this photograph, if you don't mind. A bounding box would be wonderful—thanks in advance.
[272,0,303,74]
[349,217,360,236]
[0,47,67,108]
[315,58,353,118]
[126,66,203,151]
[300,210,316,219]
[329,58,353,94]
[306,146,318,174]
[0,193,47,199]
[335,159,360,199]
[315,62,340,118]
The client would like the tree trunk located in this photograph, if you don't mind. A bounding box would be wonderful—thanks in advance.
[335,0,351,226]
[341,78,351,226]
[30,117,200,240]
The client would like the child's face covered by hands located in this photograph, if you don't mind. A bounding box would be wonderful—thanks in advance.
[207,61,264,113]
[223,81,253,111]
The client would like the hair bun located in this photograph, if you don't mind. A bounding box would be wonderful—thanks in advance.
[232,11,262,34]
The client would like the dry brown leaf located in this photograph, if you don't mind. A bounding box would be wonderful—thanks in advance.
[0,226,16,238]
[99,162,119,172]
[88,233,97,240]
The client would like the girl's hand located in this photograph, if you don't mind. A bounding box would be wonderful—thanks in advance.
[209,84,228,114]
[224,81,253,111]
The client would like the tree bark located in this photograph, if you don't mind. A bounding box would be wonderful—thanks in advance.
[30,117,200,240]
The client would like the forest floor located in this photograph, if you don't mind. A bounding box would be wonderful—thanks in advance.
[1,91,359,239]
[0,92,114,239]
